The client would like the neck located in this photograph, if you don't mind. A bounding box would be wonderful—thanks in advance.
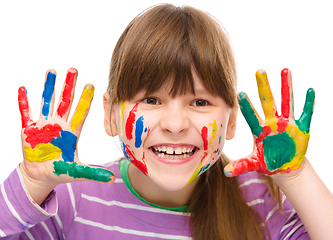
[128,164,199,208]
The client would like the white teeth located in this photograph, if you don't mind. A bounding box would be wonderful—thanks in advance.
[166,147,174,154]
[161,146,167,152]
[175,147,182,154]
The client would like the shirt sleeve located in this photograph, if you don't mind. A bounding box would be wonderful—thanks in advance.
[0,166,57,239]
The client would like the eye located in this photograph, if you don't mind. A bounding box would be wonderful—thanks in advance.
[191,99,209,107]
[143,97,160,105]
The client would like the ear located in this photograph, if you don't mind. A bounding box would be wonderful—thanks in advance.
[103,92,118,137]
[226,107,238,140]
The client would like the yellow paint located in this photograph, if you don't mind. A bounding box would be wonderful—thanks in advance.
[279,124,309,171]
[265,118,279,134]
[71,86,94,131]
[187,162,202,186]
[24,144,62,162]
[256,71,275,119]
[208,120,217,158]
[120,101,126,137]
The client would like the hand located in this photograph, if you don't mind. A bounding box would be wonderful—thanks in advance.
[224,68,315,177]
[19,68,115,189]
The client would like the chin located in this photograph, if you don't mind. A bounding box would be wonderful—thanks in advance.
[148,172,197,192]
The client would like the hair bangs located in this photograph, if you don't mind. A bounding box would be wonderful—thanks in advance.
[108,4,237,107]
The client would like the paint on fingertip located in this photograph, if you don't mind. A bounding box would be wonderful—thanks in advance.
[70,85,94,131]
[57,70,76,117]
[42,71,56,119]
[224,165,234,177]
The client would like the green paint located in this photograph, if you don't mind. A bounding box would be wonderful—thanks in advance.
[198,163,210,175]
[219,136,222,144]
[295,88,315,133]
[263,132,296,171]
[220,124,222,128]
[53,161,114,183]
[238,92,263,137]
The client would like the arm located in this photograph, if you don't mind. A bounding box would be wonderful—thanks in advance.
[272,158,333,239]
[224,68,333,239]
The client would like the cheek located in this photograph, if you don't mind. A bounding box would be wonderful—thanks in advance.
[201,120,226,165]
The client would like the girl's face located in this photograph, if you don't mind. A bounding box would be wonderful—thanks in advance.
[106,73,237,191]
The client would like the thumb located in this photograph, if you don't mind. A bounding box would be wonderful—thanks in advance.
[224,157,258,177]
[53,161,116,183]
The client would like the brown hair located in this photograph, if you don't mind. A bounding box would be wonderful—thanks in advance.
[107,4,280,239]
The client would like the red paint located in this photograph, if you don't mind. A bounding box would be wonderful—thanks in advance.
[125,103,139,140]
[18,87,32,128]
[201,126,208,151]
[57,70,76,117]
[125,144,148,175]
[24,123,62,149]
[231,142,279,176]
[256,126,271,143]
[281,68,291,119]
[277,118,288,133]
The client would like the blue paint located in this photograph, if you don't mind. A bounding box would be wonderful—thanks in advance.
[120,140,130,160]
[144,127,148,132]
[135,116,144,148]
[51,130,77,162]
[42,72,56,119]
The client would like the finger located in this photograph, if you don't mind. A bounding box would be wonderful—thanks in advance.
[41,70,57,120]
[70,84,95,132]
[56,68,78,120]
[53,161,116,183]
[238,92,263,137]
[296,88,315,133]
[18,87,33,128]
[224,156,260,177]
[256,70,278,119]
[281,68,294,119]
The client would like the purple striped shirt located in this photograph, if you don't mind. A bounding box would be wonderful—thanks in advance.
[0,159,309,239]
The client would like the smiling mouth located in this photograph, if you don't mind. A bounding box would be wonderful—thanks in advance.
[151,146,197,159]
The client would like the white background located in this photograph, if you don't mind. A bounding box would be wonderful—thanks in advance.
[0,0,332,192]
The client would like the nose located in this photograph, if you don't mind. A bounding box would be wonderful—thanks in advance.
[159,105,190,134]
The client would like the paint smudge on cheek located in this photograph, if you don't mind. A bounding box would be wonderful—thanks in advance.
[120,102,126,137]
[125,144,148,175]
[57,69,76,117]
[42,72,56,119]
[208,120,217,153]
[125,103,139,140]
[135,116,144,148]
[201,126,208,151]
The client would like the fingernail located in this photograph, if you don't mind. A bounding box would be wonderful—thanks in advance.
[224,165,234,177]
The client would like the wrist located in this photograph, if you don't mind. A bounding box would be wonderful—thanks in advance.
[270,157,309,192]
[19,163,58,205]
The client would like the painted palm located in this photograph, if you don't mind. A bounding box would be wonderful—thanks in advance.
[224,69,315,177]
[19,69,115,183]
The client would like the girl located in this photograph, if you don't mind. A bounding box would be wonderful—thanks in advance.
[1,3,332,240]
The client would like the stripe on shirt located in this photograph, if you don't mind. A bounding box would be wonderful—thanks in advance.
[54,214,65,239]
[41,221,55,240]
[24,229,35,240]
[0,228,6,237]
[283,223,304,240]
[66,183,77,217]
[239,178,266,188]
[74,217,191,239]
[266,194,287,222]
[246,198,265,206]
[0,182,35,229]
[81,193,186,216]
